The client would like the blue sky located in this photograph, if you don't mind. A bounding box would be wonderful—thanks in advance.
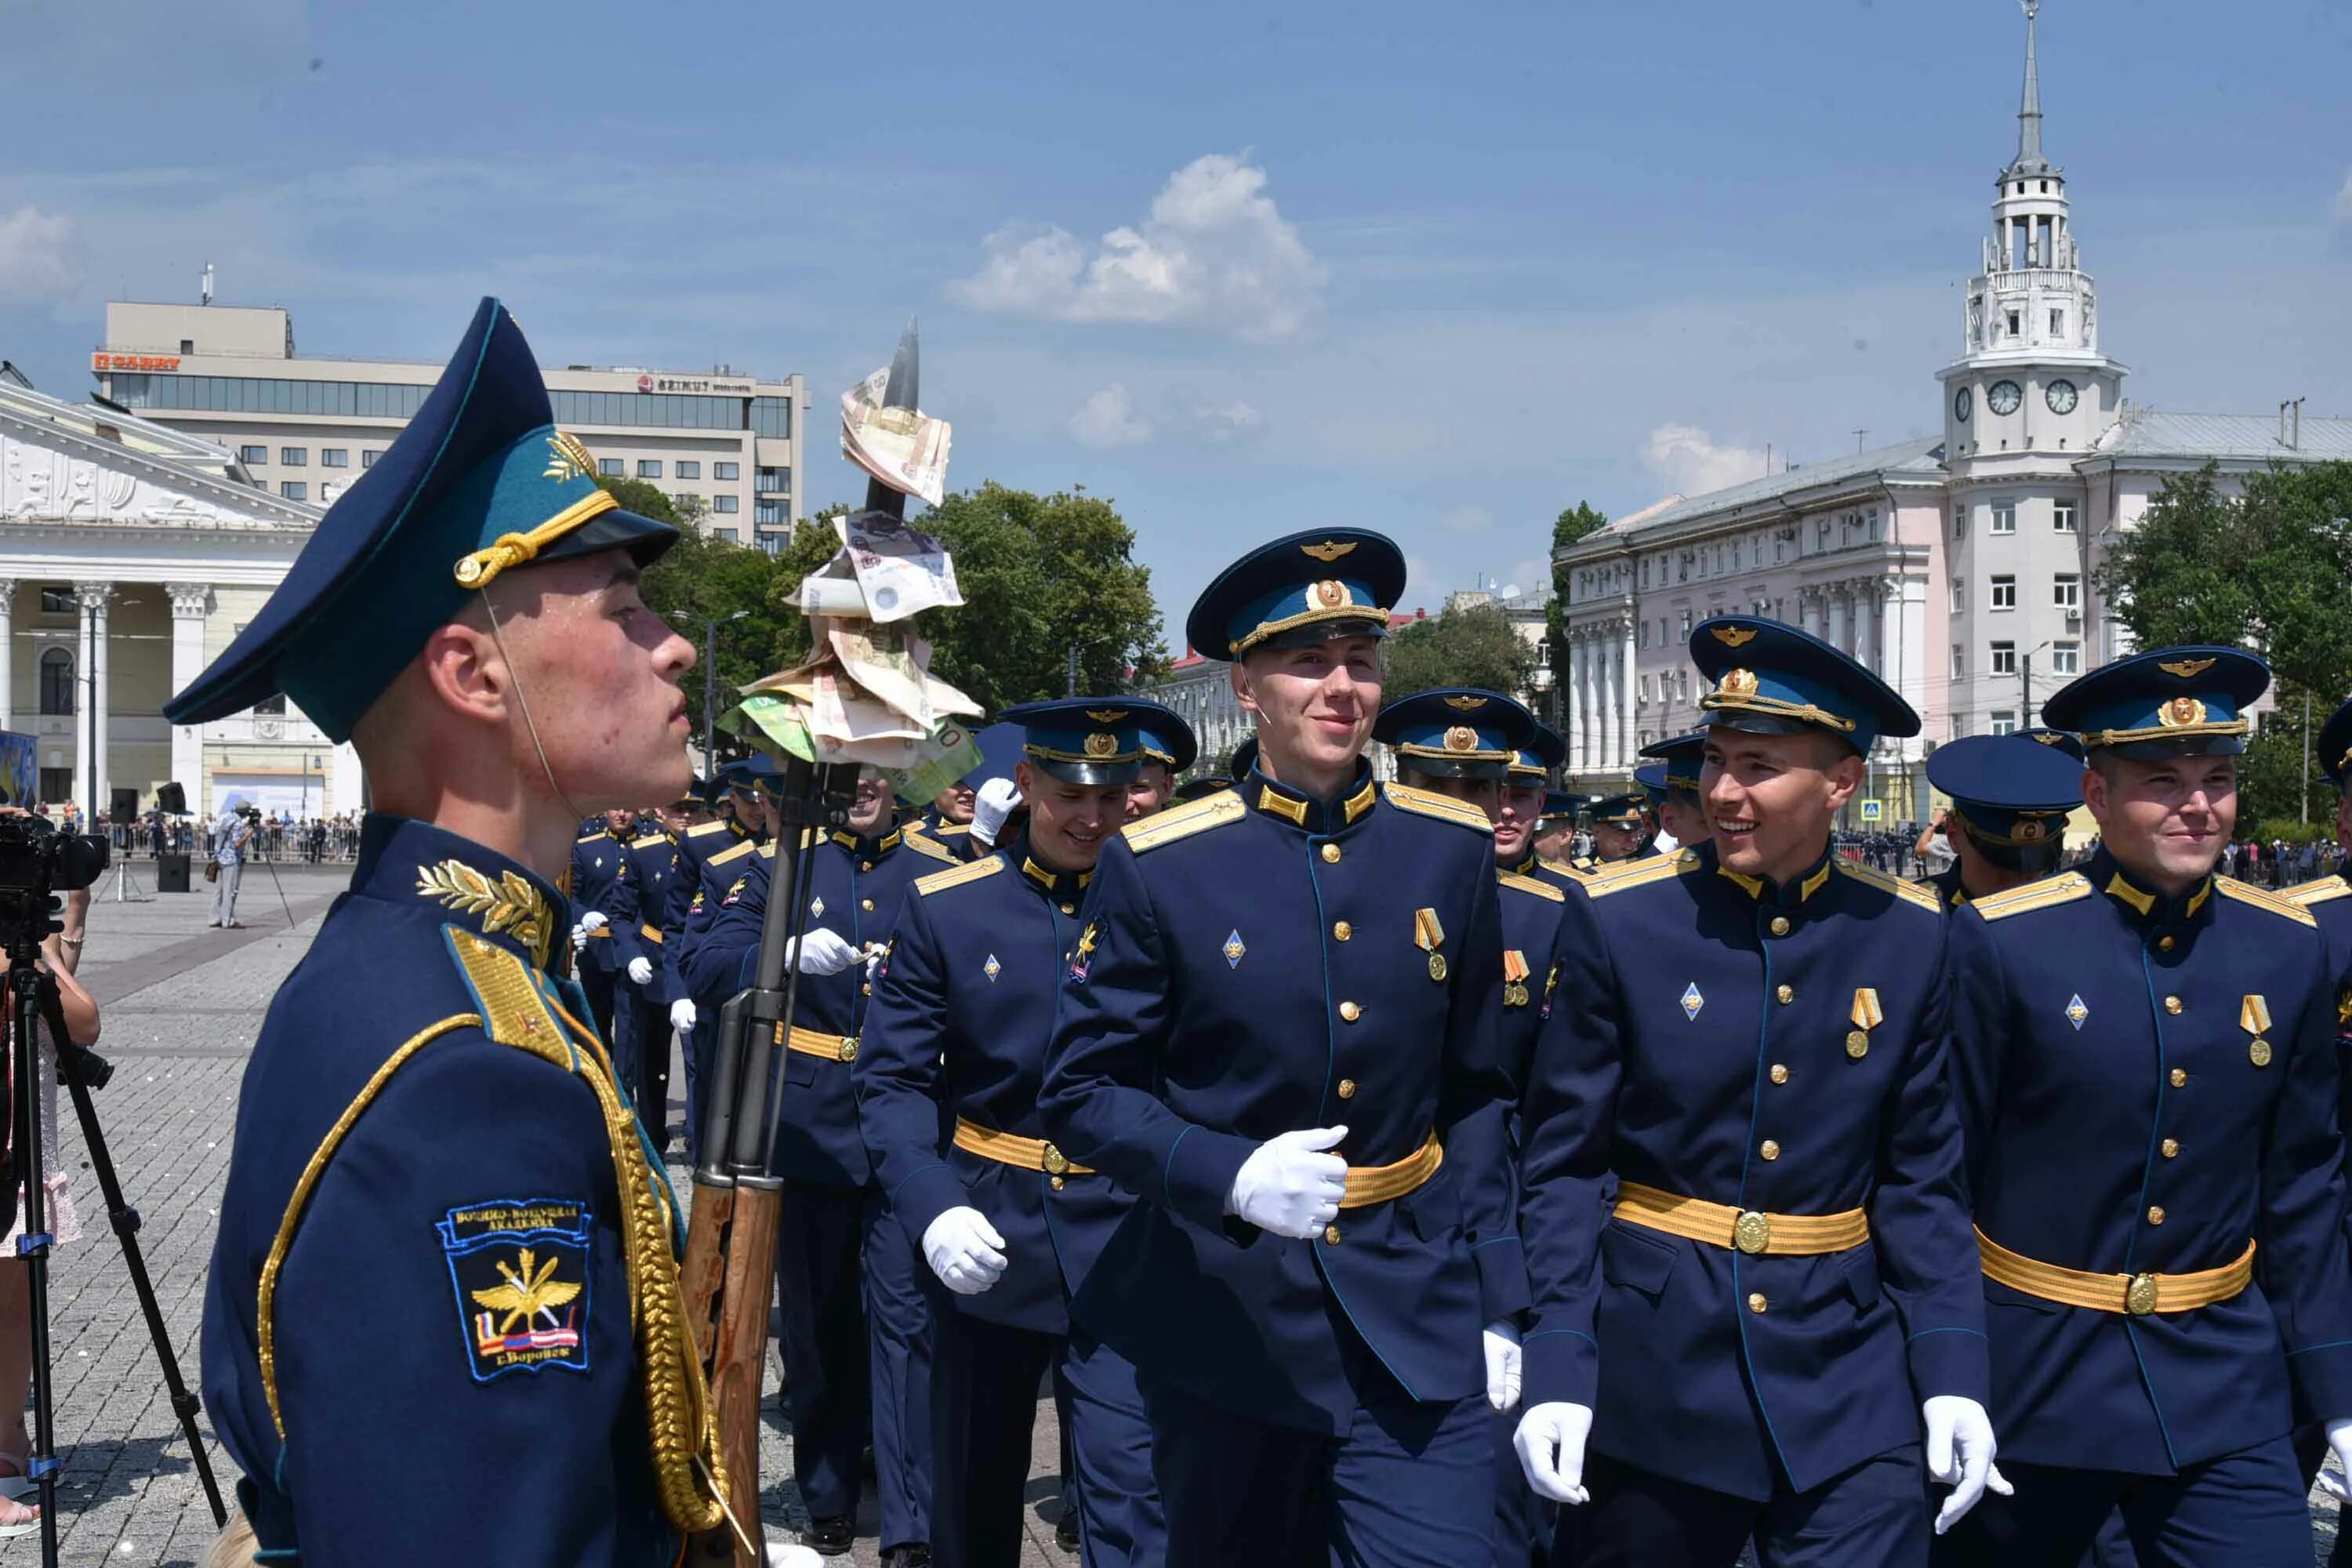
[3,0,2348,652]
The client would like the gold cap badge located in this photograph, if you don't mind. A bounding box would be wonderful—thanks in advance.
[1443,725,1479,752]
[543,430,596,484]
[1312,579,1352,608]
[1300,540,1358,563]
[1711,626,1759,648]
[2158,657,2217,680]
[1719,669,1760,698]
[1083,732,1119,758]
[2158,695,2208,728]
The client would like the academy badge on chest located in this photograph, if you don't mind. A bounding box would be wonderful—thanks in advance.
[437,1198,594,1382]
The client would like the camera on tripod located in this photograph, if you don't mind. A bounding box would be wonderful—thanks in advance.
[0,813,109,897]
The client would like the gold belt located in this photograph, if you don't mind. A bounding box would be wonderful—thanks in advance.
[1976,1229,2256,1316]
[1341,1134,1443,1208]
[638,923,664,945]
[780,1024,859,1064]
[955,1119,1093,1175]
[1613,1180,1870,1256]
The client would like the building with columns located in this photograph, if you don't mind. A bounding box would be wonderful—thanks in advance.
[1555,0,2352,822]
[0,377,354,821]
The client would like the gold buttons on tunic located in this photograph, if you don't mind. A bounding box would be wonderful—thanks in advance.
[1060,903,1075,915]
[1051,1176,1065,1190]
[2147,1206,2166,1226]
[2164,996,2183,1014]
[862,898,877,912]
[2161,1138,2180,1159]
[1748,1293,1768,1314]
[1339,1001,1362,1022]
[1321,844,1342,864]
[1338,1080,1357,1100]
[1777,985,1794,1005]
[1324,1225,1342,1245]
[861,861,873,872]
[1769,1065,1790,1086]
[1760,1140,1781,1161]
[2158,936,2176,952]
[2170,1068,2188,1089]
[1769,916,1790,937]
[1334,920,1352,942]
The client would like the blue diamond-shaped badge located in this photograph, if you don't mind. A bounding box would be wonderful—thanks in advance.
[1224,930,1247,969]
[983,954,1000,983]
[1681,982,1704,1021]
[2066,993,2089,1031]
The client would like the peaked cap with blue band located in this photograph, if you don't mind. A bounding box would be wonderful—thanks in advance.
[1541,790,1585,825]
[1127,699,1200,774]
[1374,687,1536,782]
[163,298,677,742]
[1636,730,1707,795]
[1229,735,1259,779]
[998,698,1151,786]
[1185,528,1406,659]
[1588,790,1650,827]
[2039,645,2269,761]
[1688,615,1920,756]
[1926,734,2084,850]
[1633,763,1672,806]
[1509,720,1567,782]
[721,753,785,793]
[2318,697,2352,789]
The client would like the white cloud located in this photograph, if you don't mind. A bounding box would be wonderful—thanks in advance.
[1642,424,1770,497]
[952,154,1325,343]
[0,205,74,301]
[1068,383,1153,448]
[1438,506,1492,534]
[2334,169,2352,224]
[1172,392,1265,445]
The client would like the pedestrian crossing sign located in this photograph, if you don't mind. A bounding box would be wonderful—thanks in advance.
[1858,799,1884,822]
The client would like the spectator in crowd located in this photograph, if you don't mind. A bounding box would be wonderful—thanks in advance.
[211,800,252,929]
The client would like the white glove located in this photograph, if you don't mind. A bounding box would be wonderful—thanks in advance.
[2321,1418,2352,1501]
[971,777,1022,848]
[1924,1394,2010,1534]
[569,922,586,953]
[626,956,654,986]
[786,928,860,976]
[864,942,888,978]
[1513,1402,1593,1505]
[922,1207,1007,1294]
[1484,1320,1523,1412]
[579,911,608,938]
[669,997,697,1033]
[1225,1126,1349,1240]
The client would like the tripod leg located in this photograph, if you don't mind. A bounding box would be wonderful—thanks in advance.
[13,971,59,1566]
[38,979,227,1528]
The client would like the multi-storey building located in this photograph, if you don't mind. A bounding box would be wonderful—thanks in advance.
[92,301,808,549]
[1556,1,2352,821]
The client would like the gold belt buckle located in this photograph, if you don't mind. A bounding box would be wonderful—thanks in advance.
[2125,1272,2158,1316]
[1043,1142,1070,1176]
[837,1036,859,1063]
[1734,1210,1771,1254]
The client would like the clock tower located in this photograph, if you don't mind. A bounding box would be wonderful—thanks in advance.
[1936,2,2127,739]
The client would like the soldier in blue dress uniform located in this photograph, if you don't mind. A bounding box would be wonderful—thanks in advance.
[1038,530,1519,1568]
[569,808,644,1078]
[1934,648,2352,1567]
[1534,793,1583,866]
[688,767,948,1565]
[1915,734,2083,909]
[1372,688,1569,1568]
[617,815,684,1134]
[858,698,1168,1568]
[1513,615,2002,1567]
[1634,731,1709,854]
[1126,699,1198,821]
[178,297,732,1563]
[1576,791,1654,869]
[674,757,776,1161]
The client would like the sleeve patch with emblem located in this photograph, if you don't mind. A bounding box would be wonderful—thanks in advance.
[1069,920,1100,983]
[437,1198,594,1382]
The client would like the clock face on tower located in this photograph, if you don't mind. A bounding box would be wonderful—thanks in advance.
[1955,387,1973,423]
[1987,379,2024,416]
[2045,379,2079,415]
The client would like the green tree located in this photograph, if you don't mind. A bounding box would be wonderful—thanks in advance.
[1382,602,1536,701]
[2093,458,2352,821]
[629,495,804,752]
[765,484,1166,715]
[592,474,681,527]
[1543,502,1608,717]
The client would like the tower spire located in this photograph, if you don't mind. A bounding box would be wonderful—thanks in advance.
[2009,0,2050,175]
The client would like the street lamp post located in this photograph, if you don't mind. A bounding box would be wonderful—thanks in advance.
[668,609,750,773]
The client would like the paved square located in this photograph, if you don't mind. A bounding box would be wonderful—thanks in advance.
[10,858,2342,1564]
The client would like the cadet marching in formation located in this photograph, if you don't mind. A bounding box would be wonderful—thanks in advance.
[181,299,2352,1568]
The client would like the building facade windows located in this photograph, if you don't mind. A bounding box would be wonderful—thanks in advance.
[361,450,382,468]
[714,462,739,481]
[279,447,307,466]
[675,460,701,480]
[1990,641,2016,675]
[2052,640,2081,675]
[1991,575,2016,610]
[2053,572,2081,610]
[713,495,740,514]
[714,528,739,543]
[755,500,785,526]
[321,448,348,468]
[2053,500,2077,532]
[1991,502,2016,535]
[1951,579,1967,612]
[756,466,791,494]
[1951,644,1967,680]
[38,649,71,715]
[281,481,307,501]
[238,445,267,465]
[1991,710,2017,736]
[636,459,662,479]
[598,458,624,477]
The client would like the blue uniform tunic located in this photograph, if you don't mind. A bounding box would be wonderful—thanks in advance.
[202,815,689,1566]
[1517,842,1988,1502]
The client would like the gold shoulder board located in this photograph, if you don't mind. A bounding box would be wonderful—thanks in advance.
[686,819,732,840]
[1582,850,1703,900]
[576,832,607,845]
[709,839,759,868]
[1498,869,1566,903]
[1537,855,1593,885]
[1836,860,1943,913]
[901,829,956,864]
[1382,782,1496,835]
[445,927,577,1067]
[2285,876,2352,908]
[630,833,670,851]
[917,856,1007,898]
[1123,790,1247,854]
[2216,877,2320,928]
[1972,871,2092,923]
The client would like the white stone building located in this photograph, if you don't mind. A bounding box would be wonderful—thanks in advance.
[0,378,354,821]
[1556,0,2352,820]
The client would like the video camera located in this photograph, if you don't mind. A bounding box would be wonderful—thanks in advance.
[0,812,107,896]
